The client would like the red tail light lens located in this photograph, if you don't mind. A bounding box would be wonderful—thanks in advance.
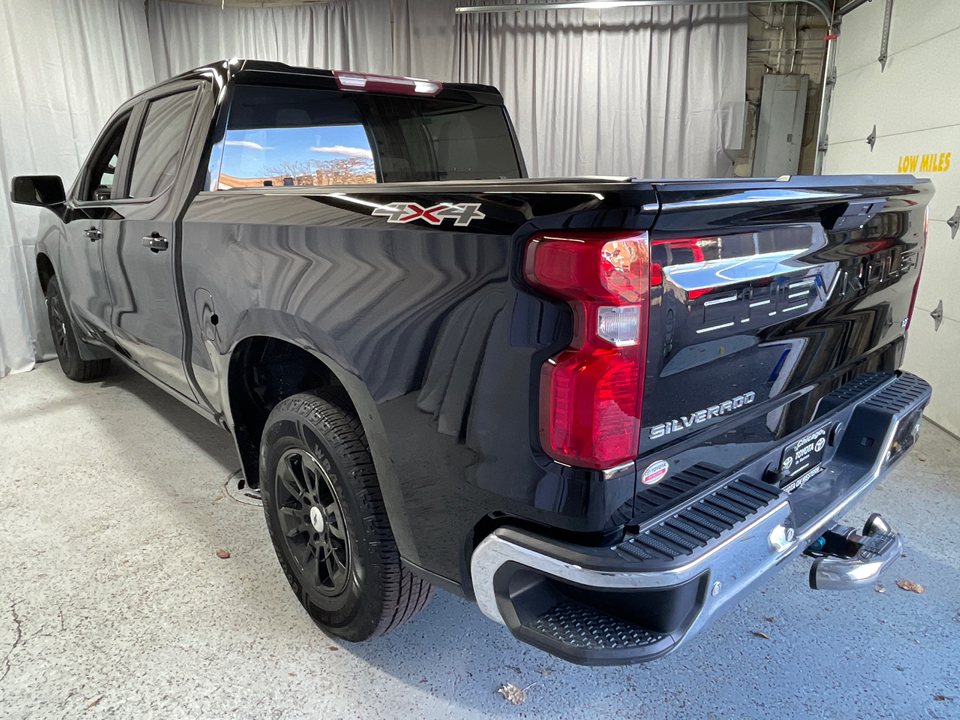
[524,231,650,470]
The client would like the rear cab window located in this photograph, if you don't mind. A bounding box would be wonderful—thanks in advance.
[128,90,199,199]
[216,84,523,188]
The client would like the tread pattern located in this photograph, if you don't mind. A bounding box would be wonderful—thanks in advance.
[70,357,111,381]
[269,388,433,638]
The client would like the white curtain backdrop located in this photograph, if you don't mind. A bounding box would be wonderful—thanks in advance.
[148,0,395,80]
[455,3,747,178]
[0,0,746,378]
[0,0,155,377]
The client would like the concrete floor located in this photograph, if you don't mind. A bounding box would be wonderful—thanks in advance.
[1,362,959,720]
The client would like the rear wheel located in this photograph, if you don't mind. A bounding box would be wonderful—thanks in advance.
[260,389,433,641]
[45,276,110,381]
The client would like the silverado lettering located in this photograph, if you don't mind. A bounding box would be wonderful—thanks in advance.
[649,391,758,439]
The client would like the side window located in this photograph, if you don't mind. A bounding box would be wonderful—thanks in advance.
[218,86,376,188]
[127,91,197,199]
[80,114,130,202]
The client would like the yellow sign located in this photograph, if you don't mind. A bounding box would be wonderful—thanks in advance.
[898,152,951,173]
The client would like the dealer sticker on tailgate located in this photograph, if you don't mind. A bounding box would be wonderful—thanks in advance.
[779,425,828,492]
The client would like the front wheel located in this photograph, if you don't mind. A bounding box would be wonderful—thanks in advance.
[45,276,110,381]
[260,389,433,641]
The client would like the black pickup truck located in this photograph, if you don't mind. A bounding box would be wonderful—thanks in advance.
[12,59,933,665]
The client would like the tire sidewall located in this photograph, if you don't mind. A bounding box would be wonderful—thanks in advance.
[260,400,389,640]
[45,278,79,378]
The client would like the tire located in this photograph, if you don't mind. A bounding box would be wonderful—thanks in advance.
[260,389,433,641]
[45,276,111,382]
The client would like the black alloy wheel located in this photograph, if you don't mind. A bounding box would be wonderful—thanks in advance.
[48,285,69,361]
[275,447,351,596]
[260,389,434,642]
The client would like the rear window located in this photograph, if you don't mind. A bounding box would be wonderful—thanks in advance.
[217,85,522,188]
[129,91,197,198]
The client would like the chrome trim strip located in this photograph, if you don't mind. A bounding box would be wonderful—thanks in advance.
[601,460,636,480]
[696,321,735,334]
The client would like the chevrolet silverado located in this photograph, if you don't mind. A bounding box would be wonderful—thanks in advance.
[11,59,933,665]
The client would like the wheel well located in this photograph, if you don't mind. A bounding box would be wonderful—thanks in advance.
[227,336,355,488]
[37,253,55,293]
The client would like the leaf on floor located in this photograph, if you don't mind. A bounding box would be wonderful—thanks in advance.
[875,584,886,593]
[896,579,925,594]
[764,616,776,623]
[541,669,553,676]
[328,646,339,651]
[934,694,952,702]
[216,549,231,559]
[497,683,526,705]
[86,697,103,710]
[751,631,770,639]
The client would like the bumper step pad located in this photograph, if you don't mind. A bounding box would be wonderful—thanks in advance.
[525,601,667,652]
[617,476,781,565]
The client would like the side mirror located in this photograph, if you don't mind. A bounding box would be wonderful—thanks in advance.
[11,175,66,208]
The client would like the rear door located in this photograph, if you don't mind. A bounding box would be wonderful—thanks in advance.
[102,84,204,401]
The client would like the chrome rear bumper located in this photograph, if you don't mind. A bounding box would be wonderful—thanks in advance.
[470,372,931,665]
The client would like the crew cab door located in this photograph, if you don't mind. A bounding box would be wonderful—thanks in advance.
[59,110,136,345]
[102,84,205,401]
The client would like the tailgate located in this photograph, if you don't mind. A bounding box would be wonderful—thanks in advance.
[640,176,932,461]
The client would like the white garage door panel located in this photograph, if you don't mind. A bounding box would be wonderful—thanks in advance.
[834,0,960,79]
[826,0,960,436]
[879,0,960,62]
[914,221,959,327]
[821,134,880,173]
[828,28,960,145]
[825,124,959,436]
[824,127,960,322]
[833,6,886,77]
[904,313,960,436]
[823,122,954,223]
[824,123,958,319]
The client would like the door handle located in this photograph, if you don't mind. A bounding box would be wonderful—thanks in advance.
[142,233,169,253]
[84,227,102,242]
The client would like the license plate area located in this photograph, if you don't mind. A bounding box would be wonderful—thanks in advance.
[778,424,829,492]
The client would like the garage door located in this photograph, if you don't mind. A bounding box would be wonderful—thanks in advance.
[823,0,960,436]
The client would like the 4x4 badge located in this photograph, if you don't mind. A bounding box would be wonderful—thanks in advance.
[372,202,485,227]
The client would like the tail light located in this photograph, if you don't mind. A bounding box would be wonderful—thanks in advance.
[524,231,651,470]
[906,208,928,330]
